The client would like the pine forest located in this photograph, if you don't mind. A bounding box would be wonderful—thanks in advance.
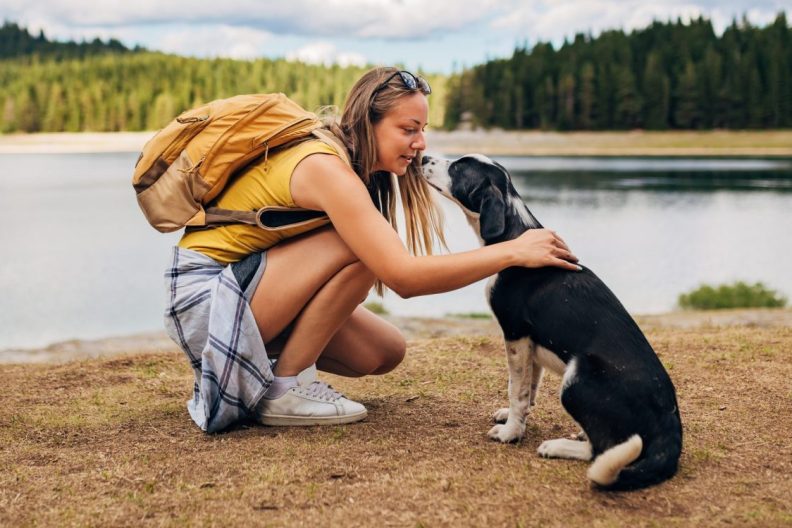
[1,14,790,133]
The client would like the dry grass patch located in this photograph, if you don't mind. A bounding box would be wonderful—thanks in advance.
[1,324,791,527]
[427,129,792,157]
[3,130,792,157]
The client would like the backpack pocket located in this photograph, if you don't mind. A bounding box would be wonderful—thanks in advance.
[136,150,213,232]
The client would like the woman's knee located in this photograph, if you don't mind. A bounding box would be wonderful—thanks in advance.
[334,260,377,293]
[371,330,407,375]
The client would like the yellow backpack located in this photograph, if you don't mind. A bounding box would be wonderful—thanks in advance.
[132,93,350,233]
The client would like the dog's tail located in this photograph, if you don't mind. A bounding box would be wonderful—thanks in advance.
[586,434,643,488]
[587,419,682,491]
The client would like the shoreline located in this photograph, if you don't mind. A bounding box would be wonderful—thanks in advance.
[2,308,790,365]
[1,130,792,157]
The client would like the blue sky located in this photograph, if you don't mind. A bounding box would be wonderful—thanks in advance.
[2,1,789,73]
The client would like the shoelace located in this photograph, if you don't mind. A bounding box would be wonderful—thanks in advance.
[298,380,343,402]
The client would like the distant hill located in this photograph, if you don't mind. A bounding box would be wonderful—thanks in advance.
[0,21,141,60]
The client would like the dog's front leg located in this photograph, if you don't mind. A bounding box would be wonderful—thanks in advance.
[529,362,544,407]
[488,337,534,443]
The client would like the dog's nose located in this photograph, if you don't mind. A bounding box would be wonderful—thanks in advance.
[421,155,432,165]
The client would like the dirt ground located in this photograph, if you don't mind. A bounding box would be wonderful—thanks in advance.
[1,311,790,527]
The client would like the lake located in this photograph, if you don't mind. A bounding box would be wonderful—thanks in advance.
[1,152,790,350]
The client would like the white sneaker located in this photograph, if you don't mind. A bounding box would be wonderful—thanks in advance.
[257,380,367,426]
[296,363,317,386]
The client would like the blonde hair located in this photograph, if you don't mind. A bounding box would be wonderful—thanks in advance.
[322,67,446,294]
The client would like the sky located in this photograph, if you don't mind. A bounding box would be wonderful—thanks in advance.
[2,0,790,73]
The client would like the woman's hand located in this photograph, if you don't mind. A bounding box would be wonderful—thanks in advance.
[508,229,581,271]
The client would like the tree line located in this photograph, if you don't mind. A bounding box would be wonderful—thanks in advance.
[1,15,790,133]
[444,14,792,130]
[0,20,449,134]
[1,21,139,60]
[0,51,448,134]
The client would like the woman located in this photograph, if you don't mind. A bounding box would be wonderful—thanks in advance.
[165,67,579,432]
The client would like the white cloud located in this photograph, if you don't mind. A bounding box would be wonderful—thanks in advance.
[2,0,509,39]
[156,25,273,59]
[2,0,788,72]
[2,17,273,59]
[286,41,366,67]
[489,0,787,46]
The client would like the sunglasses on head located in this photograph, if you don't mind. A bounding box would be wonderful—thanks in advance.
[373,70,432,96]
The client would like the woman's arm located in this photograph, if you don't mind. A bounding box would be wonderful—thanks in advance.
[291,154,578,298]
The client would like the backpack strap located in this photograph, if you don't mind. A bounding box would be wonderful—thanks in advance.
[203,207,258,226]
[311,128,352,168]
[199,129,350,231]
[202,205,329,232]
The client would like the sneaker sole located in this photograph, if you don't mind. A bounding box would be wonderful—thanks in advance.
[258,409,367,427]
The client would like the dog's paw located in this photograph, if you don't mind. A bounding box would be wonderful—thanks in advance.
[537,438,593,460]
[487,423,524,443]
[537,439,558,458]
[492,407,510,423]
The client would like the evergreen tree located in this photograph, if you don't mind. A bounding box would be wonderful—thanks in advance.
[642,53,670,129]
[674,61,701,128]
[557,72,575,129]
[1,97,16,132]
[0,21,138,59]
[537,76,556,129]
[441,13,791,131]
[2,14,791,133]
[42,82,66,131]
[577,62,596,129]
[615,66,642,128]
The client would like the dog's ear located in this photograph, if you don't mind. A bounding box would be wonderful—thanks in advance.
[480,186,506,240]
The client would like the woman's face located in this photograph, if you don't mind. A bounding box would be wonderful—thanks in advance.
[372,92,429,176]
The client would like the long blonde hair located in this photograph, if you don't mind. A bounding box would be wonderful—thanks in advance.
[323,67,446,294]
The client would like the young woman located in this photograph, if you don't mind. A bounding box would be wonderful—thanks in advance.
[165,67,579,432]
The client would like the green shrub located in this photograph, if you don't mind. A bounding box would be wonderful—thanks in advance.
[363,301,389,315]
[446,312,493,319]
[678,281,787,310]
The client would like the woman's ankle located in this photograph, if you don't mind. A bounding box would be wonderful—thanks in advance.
[270,359,317,385]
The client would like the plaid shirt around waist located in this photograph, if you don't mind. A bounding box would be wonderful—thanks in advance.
[164,246,272,432]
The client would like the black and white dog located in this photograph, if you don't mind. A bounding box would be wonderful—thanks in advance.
[422,154,682,490]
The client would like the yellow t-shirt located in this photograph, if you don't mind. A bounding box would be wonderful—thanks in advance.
[178,140,338,263]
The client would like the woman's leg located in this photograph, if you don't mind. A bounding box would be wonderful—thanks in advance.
[249,226,405,378]
[314,305,405,377]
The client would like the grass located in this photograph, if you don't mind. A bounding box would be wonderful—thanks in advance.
[445,312,493,319]
[427,129,792,157]
[679,281,787,310]
[1,322,791,526]
[3,129,792,157]
[363,301,389,315]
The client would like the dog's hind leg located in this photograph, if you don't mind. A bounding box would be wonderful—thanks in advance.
[489,337,535,443]
[537,358,594,460]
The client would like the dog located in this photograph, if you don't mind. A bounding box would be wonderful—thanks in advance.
[422,154,682,490]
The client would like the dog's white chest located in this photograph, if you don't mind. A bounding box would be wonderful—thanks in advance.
[485,275,498,309]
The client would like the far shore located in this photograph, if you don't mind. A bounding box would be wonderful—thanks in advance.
[1,129,792,156]
[2,308,790,365]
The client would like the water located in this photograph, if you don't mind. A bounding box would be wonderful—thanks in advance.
[1,152,790,350]
[0,153,180,349]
